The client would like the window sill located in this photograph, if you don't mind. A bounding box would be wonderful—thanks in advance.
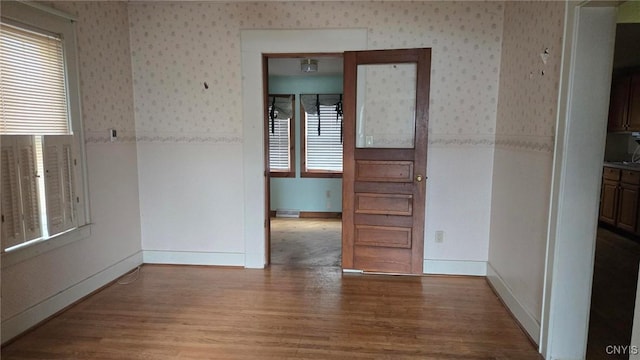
[270,171,295,178]
[1,224,92,269]
[301,171,343,179]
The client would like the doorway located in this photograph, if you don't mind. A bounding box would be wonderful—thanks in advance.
[264,49,430,274]
[264,55,345,268]
[240,29,367,269]
[587,19,640,359]
[541,4,618,359]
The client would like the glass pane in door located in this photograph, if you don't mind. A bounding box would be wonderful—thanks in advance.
[356,63,417,148]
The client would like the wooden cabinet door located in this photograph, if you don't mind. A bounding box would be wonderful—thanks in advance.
[617,182,639,232]
[608,74,631,132]
[342,48,430,275]
[600,179,618,225]
[628,74,640,131]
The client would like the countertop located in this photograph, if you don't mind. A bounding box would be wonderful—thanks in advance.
[604,161,640,170]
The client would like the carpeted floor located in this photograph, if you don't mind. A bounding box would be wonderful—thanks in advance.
[270,217,341,267]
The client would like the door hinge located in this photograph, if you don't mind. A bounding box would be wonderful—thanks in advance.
[1,214,4,223]
[264,219,267,228]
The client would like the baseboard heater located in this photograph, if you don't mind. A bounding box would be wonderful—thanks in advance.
[275,209,300,218]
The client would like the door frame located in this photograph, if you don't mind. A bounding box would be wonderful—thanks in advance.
[262,52,344,266]
[241,29,367,268]
[540,3,617,358]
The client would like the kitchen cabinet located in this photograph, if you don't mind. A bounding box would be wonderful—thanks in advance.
[608,75,630,132]
[600,167,620,225]
[608,71,640,132]
[629,74,640,130]
[600,179,618,225]
[600,166,640,233]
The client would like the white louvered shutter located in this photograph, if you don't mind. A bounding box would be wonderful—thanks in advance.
[16,136,41,241]
[1,138,24,248]
[43,135,76,236]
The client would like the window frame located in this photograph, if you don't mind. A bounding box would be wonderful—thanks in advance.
[267,94,296,178]
[301,99,343,179]
[1,2,90,260]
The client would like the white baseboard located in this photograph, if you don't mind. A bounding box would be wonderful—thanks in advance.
[486,263,541,344]
[423,259,487,276]
[1,251,143,344]
[142,250,244,267]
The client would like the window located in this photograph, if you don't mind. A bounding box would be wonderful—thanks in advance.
[301,94,343,178]
[267,95,295,177]
[1,2,87,253]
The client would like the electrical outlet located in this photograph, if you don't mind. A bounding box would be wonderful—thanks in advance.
[435,230,444,243]
[326,190,331,198]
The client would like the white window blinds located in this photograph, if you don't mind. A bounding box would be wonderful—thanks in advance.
[0,22,70,135]
[304,105,343,172]
[268,116,291,172]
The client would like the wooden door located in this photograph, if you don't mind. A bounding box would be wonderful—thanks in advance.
[342,49,430,275]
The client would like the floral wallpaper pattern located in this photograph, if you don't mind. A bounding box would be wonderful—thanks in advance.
[127,1,505,144]
[46,1,562,148]
[51,1,137,144]
[494,1,565,153]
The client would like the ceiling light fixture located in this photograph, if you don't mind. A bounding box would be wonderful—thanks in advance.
[301,59,318,73]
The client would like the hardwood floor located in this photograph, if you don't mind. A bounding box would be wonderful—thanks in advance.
[587,227,640,359]
[2,265,541,359]
[270,218,341,267]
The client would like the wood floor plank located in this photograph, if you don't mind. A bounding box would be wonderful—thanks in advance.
[2,265,541,359]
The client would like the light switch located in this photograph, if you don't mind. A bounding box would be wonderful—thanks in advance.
[366,136,374,146]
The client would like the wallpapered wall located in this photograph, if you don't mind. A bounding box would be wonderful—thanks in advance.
[494,1,564,152]
[3,1,143,341]
[488,1,565,338]
[127,1,505,144]
[52,1,136,143]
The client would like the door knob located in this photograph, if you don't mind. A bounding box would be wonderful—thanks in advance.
[416,174,423,182]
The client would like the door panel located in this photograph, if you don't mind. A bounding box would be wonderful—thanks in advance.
[356,160,414,182]
[353,246,412,274]
[599,180,618,225]
[618,183,638,232]
[355,193,413,216]
[355,225,412,248]
[343,48,431,275]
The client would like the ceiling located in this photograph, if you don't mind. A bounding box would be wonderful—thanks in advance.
[268,57,343,77]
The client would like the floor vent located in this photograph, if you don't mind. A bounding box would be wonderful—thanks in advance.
[276,209,300,218]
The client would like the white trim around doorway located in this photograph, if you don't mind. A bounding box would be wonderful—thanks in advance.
[240,29,368,268]
[541,3,617,359]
